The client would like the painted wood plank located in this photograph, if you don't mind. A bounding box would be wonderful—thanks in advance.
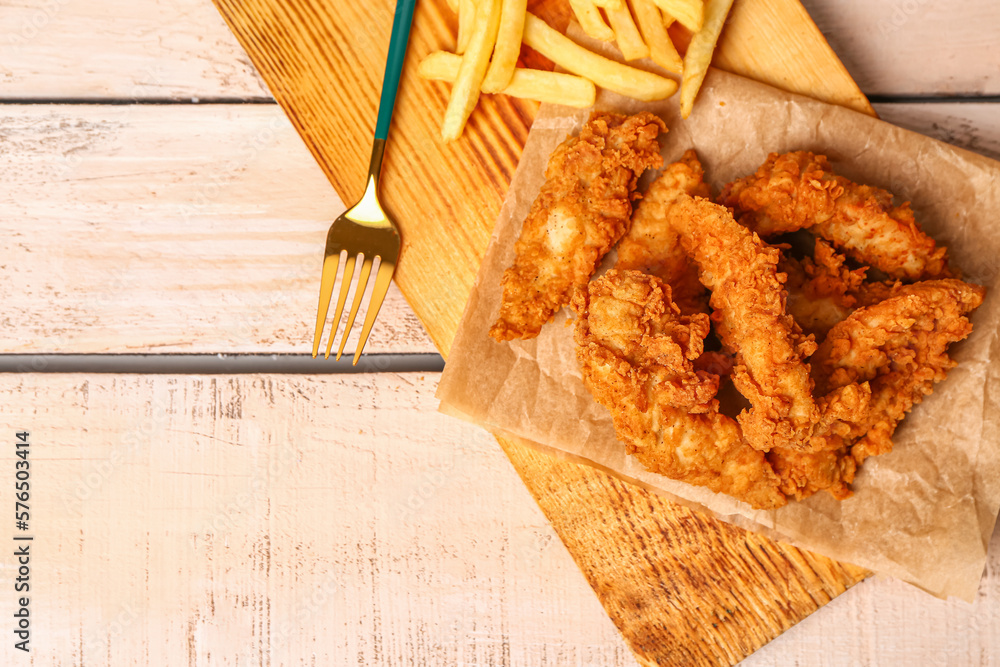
[0,104,435,355]
[0,0,269,100]
[803,0,1000,96]
[0,0,996,100]
[1,102,995,358]
[0,373,993,664]
[743,545,1000,667]
[874,102,1000,162]
[0,373,635,665]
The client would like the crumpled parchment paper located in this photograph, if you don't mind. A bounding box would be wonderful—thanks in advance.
[436,68,1000,601]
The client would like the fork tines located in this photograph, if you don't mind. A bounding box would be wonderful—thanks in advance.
[312,249,396,365]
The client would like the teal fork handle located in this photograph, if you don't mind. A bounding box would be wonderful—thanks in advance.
[374,0,418,141]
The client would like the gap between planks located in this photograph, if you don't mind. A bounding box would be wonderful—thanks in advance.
[0,103,436,357]
[0,353,445,374]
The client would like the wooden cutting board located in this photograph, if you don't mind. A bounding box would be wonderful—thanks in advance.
[210,0,872,663]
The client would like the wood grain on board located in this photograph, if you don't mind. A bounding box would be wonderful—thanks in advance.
[209,0,876,663]
[0,104,433,355]
[499,441,869,666]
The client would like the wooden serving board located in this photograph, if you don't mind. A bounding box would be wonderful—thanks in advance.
[211,0,872,663]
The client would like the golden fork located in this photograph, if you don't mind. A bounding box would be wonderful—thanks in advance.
[312,0,416,364]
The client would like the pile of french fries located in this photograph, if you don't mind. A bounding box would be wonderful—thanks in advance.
[419,0,735,141]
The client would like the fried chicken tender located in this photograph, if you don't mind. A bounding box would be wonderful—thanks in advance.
[616,149,711,316]
[572,270,786,509]
[772,278,985,500]
[767,446,856,501]
[813,278,985,463]
[719,151,951,280]
[782,238,896,339]
[664,195,823,452]
[490,111,667,341]
[616,150,736,377]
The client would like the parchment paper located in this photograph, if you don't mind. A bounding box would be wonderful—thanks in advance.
[436,68,1000,601]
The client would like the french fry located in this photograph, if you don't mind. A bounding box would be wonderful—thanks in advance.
[420,52,597,107]
[442,0,502,141]
[481,0,527,92]
[445,0,458,11]
[522,13,677,101]
[651,0,703,32]
[630,0,682,73]
[591,0,625,9]
[456,0,477,53]
[568,0,615,42]
[679,0,734,118]
[605,4,649,60]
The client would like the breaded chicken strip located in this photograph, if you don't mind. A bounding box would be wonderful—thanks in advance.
[782,238,896,339]
[664,195,822,452]
[772,278,985,500]
[767,446,857,501]
[490,111,666,341]
[616,149,711,316]
[616,151,736,377]
[719,151,950,280]
[813,278,985,463]
[572,270,786,509]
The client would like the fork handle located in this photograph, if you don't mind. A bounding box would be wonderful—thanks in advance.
[374,0,418,141]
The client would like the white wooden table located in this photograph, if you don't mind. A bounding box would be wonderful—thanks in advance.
[0,1,997,664]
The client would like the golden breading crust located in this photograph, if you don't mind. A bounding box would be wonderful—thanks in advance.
[664,195,825,452]
[771,278,985,500]
[490,111,666,341]
[813,279,985,462]
[494,133,986,505]
[572,270,787,510]
[719,151,951,280]
[616,149,711,316]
